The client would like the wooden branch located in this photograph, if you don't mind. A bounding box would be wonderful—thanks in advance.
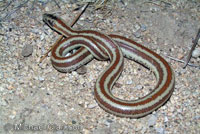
[167,56,200,69]
[183,28,200,68]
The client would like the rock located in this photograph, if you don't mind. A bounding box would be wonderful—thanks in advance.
[192,48,200,58]
[148,115,157,127]
[22,44,33,57]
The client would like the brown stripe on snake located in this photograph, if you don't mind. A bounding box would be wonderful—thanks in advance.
[96,63,172,106]
[98,49,124,90]
[57,37,107,60]
[51,50,90,68]
[95,38,173,106]
[43,13,175,118]
[95,83,174,117]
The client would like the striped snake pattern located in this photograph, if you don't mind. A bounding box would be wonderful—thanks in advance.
[43,14,175,118]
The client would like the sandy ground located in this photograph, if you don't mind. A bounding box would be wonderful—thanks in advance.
[0,0,199,134]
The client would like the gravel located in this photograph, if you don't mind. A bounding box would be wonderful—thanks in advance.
[0,0,199,134]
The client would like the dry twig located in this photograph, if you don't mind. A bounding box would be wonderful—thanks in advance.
[0,0,14,12]
[95,0,108,9]
[183,28,200,68]
[167,56,200,69]
[52,0,61,9]
[0,0,30,21]
[143,1,164,8]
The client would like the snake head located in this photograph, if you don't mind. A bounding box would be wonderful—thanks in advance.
[43,13,58,28]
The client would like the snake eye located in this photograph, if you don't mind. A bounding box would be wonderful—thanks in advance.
[44,14,58,20]
[43,14,58,27]
[47,19,54,27]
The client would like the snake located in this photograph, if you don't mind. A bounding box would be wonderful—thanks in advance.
[42,13,175,118]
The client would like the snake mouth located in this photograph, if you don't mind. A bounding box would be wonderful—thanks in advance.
[42,13,58,28]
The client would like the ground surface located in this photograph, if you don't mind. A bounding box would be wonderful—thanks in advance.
[0,0,199,134]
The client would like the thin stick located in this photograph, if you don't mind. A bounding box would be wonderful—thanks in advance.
[183,28,200,68]
[52,0,61,9]
[0,0,30,21]
[167,56,200,69]
[143,1,164,8]
[0,0,14,12]
[40,3,90,63]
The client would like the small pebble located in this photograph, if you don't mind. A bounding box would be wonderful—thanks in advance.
[76,66,87,74]
[0,36,3,42]
[135,123,143,131]
[38,76,45,82]
[177,53,184,59]
[21,44,33,57]
[79,78,85,85]
[164,116,168,123]
[134,23,141,32]
[192,48,200,58]
[0,99,7,106]
[0,86,4,92]
[0,72,4,79]
[40,33,45,41]
[87,103,97,109]
[106,119,113,123]
[126,80,133,85]
[155,127,165,134]
[72,120,76,124]
[72,71,78,76]
[140,24,147,32]
[104,119,113,126]
[83,129,90,134]
[115,82,122,88]
[148,115,157,127]
[134,32,141,38]
[135,85,143,90]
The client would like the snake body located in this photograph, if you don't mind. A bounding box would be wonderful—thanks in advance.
[43,14,175,118]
